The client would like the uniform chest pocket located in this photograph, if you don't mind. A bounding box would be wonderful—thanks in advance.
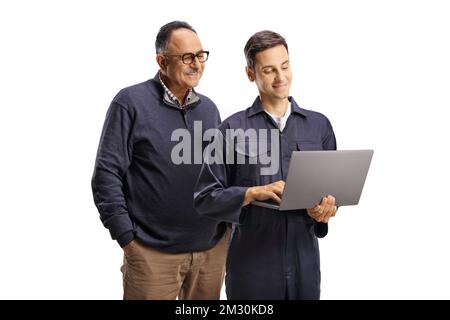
[290,141,323,151]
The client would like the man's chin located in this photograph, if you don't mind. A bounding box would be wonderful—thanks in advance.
[274,93,289,100]
[183,76,201,87]
[185,80,200,88]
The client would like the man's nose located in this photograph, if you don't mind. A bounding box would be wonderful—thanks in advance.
[190,56,202,68]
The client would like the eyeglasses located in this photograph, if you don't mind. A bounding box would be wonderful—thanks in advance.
[164,50,209,64]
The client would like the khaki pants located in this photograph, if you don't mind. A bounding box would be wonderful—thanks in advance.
[121,229,230,300]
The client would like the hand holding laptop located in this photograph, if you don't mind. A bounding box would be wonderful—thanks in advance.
[306,195,337,223]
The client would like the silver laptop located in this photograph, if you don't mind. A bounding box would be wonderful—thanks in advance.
[252,150,374,210]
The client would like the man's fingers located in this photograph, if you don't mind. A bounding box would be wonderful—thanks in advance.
[322,203,337,222]
[321,195,336,206]
[270,192,282,204]
[327,195,336,206]
[307,205,321,217]
[323,203,333,215]
[272,181,285,195]
[318,195,336,220]
[314,206,326,221]
[275,180,285,188]
[272,185,283,196]
[323,209,334,221]
[316,212,325,222]
[308,204,320,212]
[265,182,285,197]
[310,196,337,222]
[318,205,324,214]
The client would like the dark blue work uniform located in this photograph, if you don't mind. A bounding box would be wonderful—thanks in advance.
[194,96,337,299]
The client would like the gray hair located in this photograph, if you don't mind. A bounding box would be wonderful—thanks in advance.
[155,21,196,54]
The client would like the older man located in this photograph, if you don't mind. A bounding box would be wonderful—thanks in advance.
[92,21,228,300]
[194,30,338,299]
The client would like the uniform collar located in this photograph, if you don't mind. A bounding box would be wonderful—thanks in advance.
[247,96,307,118]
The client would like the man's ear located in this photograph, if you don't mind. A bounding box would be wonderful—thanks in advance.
[245,66,255,82]
[156,54,167,71]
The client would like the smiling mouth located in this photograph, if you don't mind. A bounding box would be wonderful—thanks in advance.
[185,70,200,76]
[272,83,288,88]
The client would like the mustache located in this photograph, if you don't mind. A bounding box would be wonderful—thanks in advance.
[185,68,200,73]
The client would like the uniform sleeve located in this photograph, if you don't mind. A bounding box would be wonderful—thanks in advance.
[91,101,135,247]
[315,116,338,238]
[322,116,337,151]
[194,128,248,224]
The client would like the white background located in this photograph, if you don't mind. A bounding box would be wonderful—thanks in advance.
[1,0,449,299]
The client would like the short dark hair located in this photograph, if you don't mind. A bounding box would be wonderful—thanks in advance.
[244,30,289,70]
[155,21,196,54]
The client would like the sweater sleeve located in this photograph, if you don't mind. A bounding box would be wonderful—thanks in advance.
[91,101,135,247]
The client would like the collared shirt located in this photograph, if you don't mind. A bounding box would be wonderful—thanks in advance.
[194,96,337,299]
[159,73,199,108]
[265,101,292,132]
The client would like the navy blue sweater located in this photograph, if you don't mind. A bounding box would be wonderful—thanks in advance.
[92,73,225,253]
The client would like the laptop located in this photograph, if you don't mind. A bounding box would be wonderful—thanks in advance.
[252,150,374,210]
